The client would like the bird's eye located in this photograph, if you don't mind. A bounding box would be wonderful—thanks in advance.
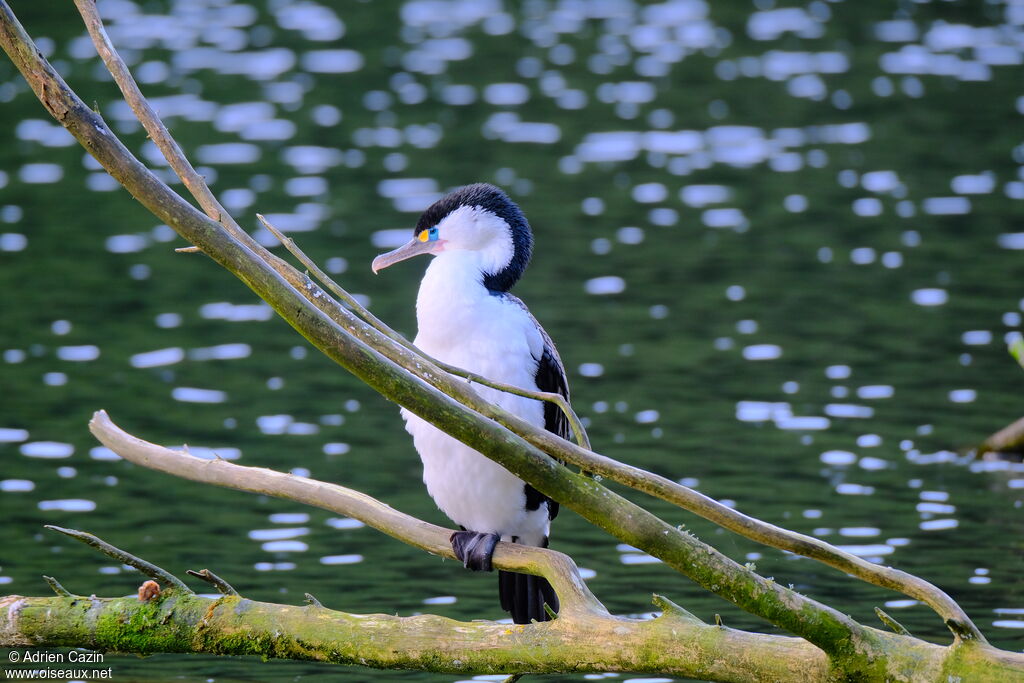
[428,226,439,241]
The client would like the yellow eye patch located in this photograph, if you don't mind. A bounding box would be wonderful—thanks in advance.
[418,230,429,242]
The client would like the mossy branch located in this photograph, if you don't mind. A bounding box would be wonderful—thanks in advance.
[0,591,844,680]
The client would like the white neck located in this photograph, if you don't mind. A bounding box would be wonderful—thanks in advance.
[414,251,492,348]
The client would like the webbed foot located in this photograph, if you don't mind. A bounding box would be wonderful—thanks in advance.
[450,530,500,572]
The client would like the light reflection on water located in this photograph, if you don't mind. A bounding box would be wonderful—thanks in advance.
[2,0,1024,680]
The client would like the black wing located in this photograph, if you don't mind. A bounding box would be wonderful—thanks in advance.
[506,295,570,521]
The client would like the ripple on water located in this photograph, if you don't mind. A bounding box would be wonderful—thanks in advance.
[919,518,959,531]
[37,499,96,512]
[948,389,977,403]
[742,344,782,360]
[199,302,273,322]
[911,288,948,306]
[836,483,875,495]
[834,543,894,559]
[825,404,874,418]
[0,233,27,251]
[423,596,457,605]
[584,276,626,295]
[171,387,228,404]
[821,450,857,466]
[997,233,1024,250]
[254,562,296,571]
[922,197,971,215]
[325,517,365,530]
[261,541,308,553]
[857,385,893,399]
[19,163,63,184]
[993,620,1024,629]
[20,441,73,458]
[858,457,888,471]
[0,428,28,442]
[320,554,364,565]
[301,49,363,73]
[1,479,35,492]
[188,343,251,361]
[269,513,310,524]
[249,528,310,541]
[839,527,881,538]
[776,415,829,430]
[131,347,185,368]
[89,447,121,461]
[962,330,992,345]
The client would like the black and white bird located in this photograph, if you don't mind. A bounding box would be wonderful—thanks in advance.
[372,183,569,624]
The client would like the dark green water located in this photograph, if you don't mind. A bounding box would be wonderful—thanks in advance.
[1,0,1023,681]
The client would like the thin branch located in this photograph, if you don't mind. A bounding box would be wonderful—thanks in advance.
[978,415,1024,456]
[256,214,591,451]
[875,607,911,636]
[44,525,192,593]
[73,0,240,239]
[186,568,238,596]
[42,576,74,598]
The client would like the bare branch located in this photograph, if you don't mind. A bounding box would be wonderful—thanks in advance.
[73,0,241,239]
[875,607,911,636]
[44,525,192,593]
[978,415,1024,456]
[186,569,239,596]
[42,576,74,598]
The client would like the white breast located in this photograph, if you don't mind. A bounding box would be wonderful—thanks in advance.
[400,252,550,545]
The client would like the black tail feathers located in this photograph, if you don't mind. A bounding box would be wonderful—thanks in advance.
[498,570,559,624]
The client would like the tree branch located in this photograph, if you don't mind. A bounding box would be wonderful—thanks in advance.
[978,416,1024,456]
[1,591,844,680]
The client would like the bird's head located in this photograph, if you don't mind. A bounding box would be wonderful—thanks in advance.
[371,183,533,292]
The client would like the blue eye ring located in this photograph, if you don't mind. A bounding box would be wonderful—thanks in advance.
[427,226,439,241]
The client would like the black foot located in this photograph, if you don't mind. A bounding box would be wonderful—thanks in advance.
[450,531,499,572]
